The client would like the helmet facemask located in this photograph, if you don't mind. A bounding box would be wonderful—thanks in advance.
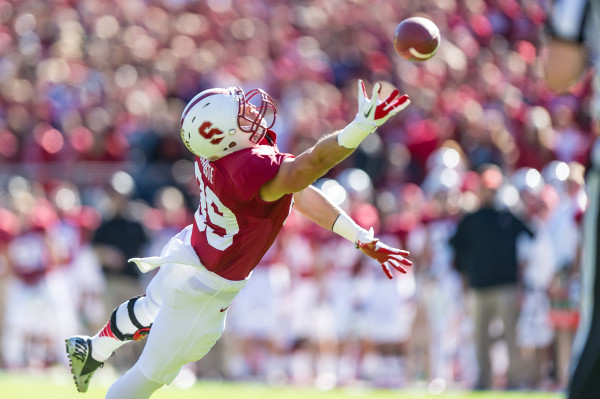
[236,88,276,144]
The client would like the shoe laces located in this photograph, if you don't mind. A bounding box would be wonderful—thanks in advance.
[72,339,89,363]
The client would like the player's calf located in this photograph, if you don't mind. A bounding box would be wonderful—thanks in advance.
[92,295,154,359]
[105,295,154,342]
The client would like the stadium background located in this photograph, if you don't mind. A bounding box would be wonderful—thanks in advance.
[0,0,593,396]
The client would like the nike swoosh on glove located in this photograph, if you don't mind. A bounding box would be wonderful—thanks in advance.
[337,79,410,149]
[354,79,410,132]
[357,228,412,279]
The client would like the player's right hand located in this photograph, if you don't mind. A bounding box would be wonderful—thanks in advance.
[353,79,410,133]
[357,228,412,279]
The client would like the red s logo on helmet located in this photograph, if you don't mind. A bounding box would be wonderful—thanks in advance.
[198,121,224,145]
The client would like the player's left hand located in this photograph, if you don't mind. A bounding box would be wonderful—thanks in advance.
[357,228,412,279]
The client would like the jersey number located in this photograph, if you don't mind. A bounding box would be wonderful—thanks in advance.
[195,164,239,251]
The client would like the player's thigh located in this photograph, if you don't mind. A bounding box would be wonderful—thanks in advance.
[144,263,197,308]
[138,289,229,384]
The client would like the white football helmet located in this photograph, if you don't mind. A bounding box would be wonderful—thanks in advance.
[180,86,276,160]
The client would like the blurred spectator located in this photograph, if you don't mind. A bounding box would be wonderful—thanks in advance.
[91,172,149,371]
[516,183,559,389]
[45,182,105,336]
[356,231,416,388]
[408,182,475,389]
[0,207,21,367]
[2,180,78,369]
[545,161,586,387]
[225,241,290,383]
[513,106,556,171]
[62,205,107,335]
[311,184,366,387]
[449,164,533,390]
[551,104,592,165]
[140,185,193,286]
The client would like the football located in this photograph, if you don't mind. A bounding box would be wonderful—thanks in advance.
[393,17,440,62]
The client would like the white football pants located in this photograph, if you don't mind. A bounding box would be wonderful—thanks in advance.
[107,226,248,398]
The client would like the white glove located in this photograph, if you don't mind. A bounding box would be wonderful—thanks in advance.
[338,80,410,148]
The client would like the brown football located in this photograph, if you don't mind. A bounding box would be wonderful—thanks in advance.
[393,17,440,62]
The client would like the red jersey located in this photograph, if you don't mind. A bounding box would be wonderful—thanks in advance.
[190,143,293,281]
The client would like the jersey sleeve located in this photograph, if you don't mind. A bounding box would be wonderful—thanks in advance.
[230,146,293,202]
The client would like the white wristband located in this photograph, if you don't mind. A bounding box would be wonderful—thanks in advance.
[332,213,367,244]
[337,120,375,149]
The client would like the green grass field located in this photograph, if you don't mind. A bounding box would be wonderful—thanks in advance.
[0,370,564,399]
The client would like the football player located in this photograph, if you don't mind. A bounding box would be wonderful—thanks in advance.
[65,80,413,398]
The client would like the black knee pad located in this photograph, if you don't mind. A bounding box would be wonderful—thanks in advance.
[110,296,153,342]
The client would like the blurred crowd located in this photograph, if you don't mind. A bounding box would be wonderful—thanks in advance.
[0,0,596,393]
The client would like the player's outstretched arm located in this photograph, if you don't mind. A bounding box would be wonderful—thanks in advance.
[293,185,412,279]
[260,80,409,202]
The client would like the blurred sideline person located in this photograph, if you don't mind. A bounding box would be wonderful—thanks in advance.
[2,196,78,369]
[449,164,533,390]
[91,174,149,372]
[408,184,472,387]
[515,183,559,388]
[544,1,600,398]
[356,231,416,387]
[224,242,289,381]
[545,162,587,387]
[65,80,414,399]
